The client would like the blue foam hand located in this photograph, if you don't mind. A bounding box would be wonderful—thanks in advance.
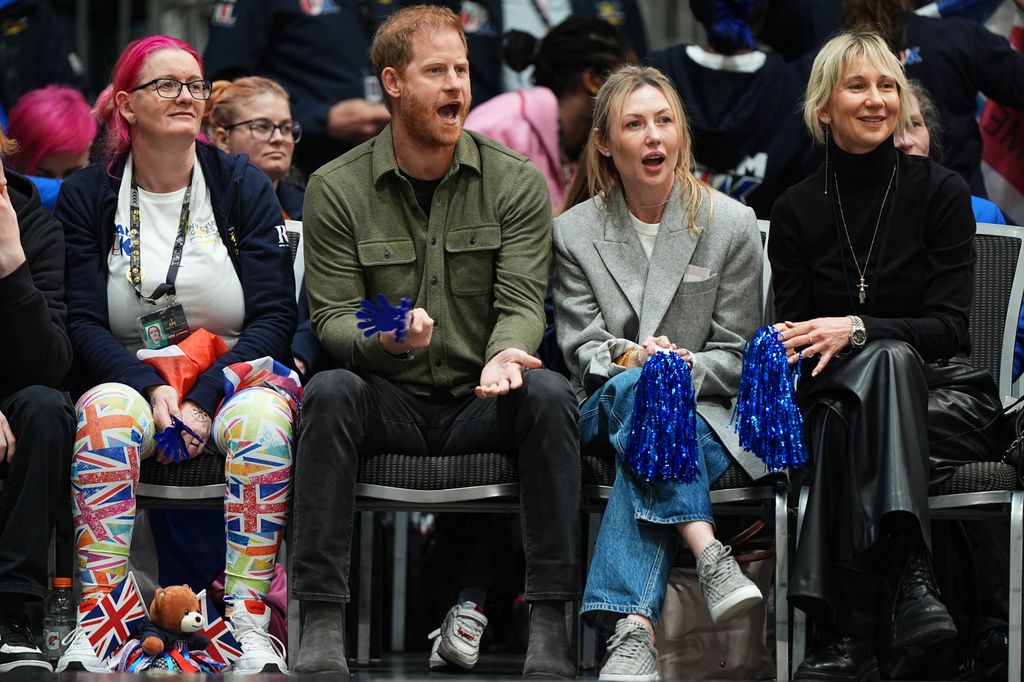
[356,293,412,342]
[153,416,205,464]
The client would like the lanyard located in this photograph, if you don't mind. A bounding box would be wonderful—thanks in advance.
[128,169,194,304]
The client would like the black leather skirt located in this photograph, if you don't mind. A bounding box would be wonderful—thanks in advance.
[788,340,1001,634]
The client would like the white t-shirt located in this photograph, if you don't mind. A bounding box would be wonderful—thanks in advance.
[629,212,660,261]
[108,153,245,353]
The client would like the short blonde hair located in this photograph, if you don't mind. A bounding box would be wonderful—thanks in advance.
[803,29,912,144]
[563,65,708,234]
[370,4,466,109]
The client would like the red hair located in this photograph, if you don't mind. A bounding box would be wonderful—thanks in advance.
[6,86,97,175]
[93,35,204,161]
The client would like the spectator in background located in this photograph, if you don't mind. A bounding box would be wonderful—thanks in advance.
[204,0,397,176]
[843,0,1024,197]
[647,0,812,219]
[5,85,96,180]
[0,130,74,674]
[466,16,633,212]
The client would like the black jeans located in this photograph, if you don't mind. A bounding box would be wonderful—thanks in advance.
[291,368,581,603]
[0,386,74,600]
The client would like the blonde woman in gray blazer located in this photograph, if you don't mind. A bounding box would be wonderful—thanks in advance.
[553,66,765,682]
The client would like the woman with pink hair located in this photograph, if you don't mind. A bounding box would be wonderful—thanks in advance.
[5,85,96,179]
[54,35,296,674]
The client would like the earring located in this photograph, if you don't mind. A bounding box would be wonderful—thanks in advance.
[128,115,137,124]
[589,86,599,96]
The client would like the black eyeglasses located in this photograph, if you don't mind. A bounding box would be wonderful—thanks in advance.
[223,118,302,143]
[130,78,212,100]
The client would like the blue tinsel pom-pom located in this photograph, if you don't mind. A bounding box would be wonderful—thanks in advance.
[624,351,701,482]
[730,326,808,472]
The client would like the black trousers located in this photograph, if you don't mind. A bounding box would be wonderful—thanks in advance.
[790,340,1001,636]
[291,368,582,603]
[0,386,74,600]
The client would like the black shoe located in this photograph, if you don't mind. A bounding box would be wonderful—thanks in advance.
[0,613,52,672]
[794,632,880,682]
[891,549,957,649]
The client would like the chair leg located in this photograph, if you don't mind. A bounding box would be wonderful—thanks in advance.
[357,511,374,666]
[1009,492,1023,681]
[774,483,790,682]
[390,511,408,653]
[791,485,810,677]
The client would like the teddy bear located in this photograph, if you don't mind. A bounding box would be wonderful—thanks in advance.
[138,584,210,656]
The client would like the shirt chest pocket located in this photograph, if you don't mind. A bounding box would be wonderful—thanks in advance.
[445,224,501,297]
[356,238,418,298]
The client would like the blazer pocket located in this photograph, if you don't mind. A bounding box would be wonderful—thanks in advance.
[445,224,501,297]
[357,237,418,298]
[677,272,719,296]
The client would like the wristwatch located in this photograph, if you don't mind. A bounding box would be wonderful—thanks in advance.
[849,315,867,349]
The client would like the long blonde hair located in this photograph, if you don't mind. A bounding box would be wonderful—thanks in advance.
[562,65,708,234]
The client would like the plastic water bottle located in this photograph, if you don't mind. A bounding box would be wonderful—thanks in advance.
[42,577,76,666]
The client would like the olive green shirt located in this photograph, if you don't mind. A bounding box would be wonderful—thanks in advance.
[303,125,551,397]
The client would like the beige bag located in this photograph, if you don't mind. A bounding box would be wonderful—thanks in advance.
[654,522,776,680]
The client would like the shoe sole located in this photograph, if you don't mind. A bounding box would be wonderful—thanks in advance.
[437,641,478,670]
[598,672,659,682]
[793,659,880,682]
[893,613,958,649]
[709,584,763,623]
[58,660,109,673]
[0,659,53,673]
[233,663,287,675]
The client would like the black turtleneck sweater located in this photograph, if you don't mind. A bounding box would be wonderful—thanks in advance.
[768,136,975,361]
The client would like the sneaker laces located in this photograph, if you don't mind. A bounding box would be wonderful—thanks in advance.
[699,544,741,588]
[898,550,939,600]
[236,623,287,660]
[606,623,651,663]
[0,614,36,648]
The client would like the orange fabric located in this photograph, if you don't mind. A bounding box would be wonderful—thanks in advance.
[138,329,229,397]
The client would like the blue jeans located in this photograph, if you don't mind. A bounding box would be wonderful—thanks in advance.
[579,369,731,632]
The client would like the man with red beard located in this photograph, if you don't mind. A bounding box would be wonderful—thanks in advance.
[292,5,580,678]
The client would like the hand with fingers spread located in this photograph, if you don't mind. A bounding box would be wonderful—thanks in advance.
[0,410,15,463]
[475,348,543,398]
[179,400,212,459]
[774,317,853,376]
[379,307,434,355]
[0,164,26,278]
[146,384,182,463]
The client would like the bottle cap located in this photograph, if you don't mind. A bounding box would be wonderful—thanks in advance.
[52,577,73,588]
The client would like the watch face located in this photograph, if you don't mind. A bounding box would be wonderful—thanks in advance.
[852,329,866,346]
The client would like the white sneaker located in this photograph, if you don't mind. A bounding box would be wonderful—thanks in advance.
[697,540,763,623]
[231,599,288,674]
[427,601,487,670]
[55,627,109,673]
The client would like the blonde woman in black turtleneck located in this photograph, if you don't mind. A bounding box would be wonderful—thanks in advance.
[769,30,1001,681]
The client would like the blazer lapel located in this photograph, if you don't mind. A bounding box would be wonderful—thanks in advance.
[594,193,648,320]
[638,186,699,339]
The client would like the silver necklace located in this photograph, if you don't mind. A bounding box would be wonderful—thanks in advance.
[833,158,897,305]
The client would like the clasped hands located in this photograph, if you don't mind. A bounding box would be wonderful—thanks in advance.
[773,317,853,377]
[146,385,211,463]
[377,307,542,398]
[622,335,694,369]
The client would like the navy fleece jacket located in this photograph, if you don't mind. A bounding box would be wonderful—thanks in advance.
[55,142,297,415]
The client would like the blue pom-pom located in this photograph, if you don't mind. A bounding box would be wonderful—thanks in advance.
[153,416,204,464]
[356,294,412,342]
[624,351,701,482]
[730,326,808,472]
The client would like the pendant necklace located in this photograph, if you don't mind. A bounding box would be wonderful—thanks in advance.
[834,157,897,305]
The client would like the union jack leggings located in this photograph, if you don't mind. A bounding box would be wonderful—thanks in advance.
[71,382,294,616]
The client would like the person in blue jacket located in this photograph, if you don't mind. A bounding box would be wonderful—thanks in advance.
[53,35,297,675]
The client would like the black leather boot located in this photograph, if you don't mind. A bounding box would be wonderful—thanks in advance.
[794,631,880,681]
[890,548,957,649]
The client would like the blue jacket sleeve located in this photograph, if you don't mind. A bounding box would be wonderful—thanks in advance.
[184,166,297,414]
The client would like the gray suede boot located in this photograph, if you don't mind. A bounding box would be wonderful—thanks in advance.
[523,601,576,679]
[293,601,350,675]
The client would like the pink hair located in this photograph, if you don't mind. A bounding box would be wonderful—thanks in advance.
[93,35,205,161]
[6,86,97,176]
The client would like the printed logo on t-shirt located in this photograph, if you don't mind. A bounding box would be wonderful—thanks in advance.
[212,0,237,27]
[112,223,132,257]
[694,152,767,206]
[188,219,219,246]
[594,1,626,26]
[299,0,340,16]
[899,46,923,66]
[275,224,290,247]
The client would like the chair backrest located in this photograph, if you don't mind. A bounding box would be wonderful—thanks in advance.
[971,223,1024,399]
[286,219,304,302]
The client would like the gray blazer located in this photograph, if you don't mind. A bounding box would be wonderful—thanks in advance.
[553,182,767,480]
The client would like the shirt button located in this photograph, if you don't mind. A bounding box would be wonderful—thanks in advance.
[431,276,438,286]
[469,237,476,245]
[431,237,437,245]
[383,249,391,259]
